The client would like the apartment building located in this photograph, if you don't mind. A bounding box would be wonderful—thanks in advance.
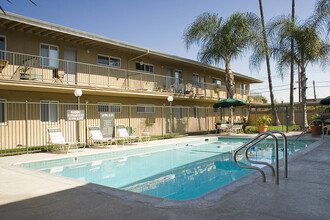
[0,13,262,150]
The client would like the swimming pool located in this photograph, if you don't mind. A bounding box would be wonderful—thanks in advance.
[20,137,314,200]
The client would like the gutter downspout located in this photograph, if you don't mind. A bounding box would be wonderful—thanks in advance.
[126,50,150,89]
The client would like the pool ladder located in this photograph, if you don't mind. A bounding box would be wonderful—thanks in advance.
[233,130,288,184]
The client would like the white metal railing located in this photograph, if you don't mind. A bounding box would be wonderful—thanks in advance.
[0,50,255,99]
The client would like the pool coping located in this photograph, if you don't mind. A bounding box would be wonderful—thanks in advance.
[1,133,325,209]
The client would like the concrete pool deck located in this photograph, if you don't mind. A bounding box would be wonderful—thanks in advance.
[0,133,329,219]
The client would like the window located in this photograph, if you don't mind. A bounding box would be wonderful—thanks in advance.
[176,106,183,120]
[97,55,121,67]
[213,78,221,87]
[240,84,247,95]
[193,73,199,87]
[0,36,6,60]
[194,107,200,118]
[0,99,6,124]
[137,104,155,113]
[40,101,58,123]
[136,62,154,73]
[98,103,121,113]
[174,70,183,84]
[40,44,59,68]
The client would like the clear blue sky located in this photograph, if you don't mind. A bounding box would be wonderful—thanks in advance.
[3,0,329,102]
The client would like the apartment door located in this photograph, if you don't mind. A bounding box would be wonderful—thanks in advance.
[166,69,172,90]
[64,48,77,84]
[200,76,205,96]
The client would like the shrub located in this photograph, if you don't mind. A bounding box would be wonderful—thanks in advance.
[245,126,258,133]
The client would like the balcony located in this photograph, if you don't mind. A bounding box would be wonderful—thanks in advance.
[0,50,248,100]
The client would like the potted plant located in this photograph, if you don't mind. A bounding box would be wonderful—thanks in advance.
[310,114,322,135]
[19,66,31,79]
[256,115,272,133]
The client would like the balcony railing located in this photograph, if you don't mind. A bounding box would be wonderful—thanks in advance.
[0,50,249,100]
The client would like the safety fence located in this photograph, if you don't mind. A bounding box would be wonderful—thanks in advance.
[0,101,249,156]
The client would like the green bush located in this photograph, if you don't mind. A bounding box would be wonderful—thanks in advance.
[245,126,258,133]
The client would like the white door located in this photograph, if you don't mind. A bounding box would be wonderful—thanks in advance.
[64,48,77,84]
[200,76,205,96]
[166,69,172,90]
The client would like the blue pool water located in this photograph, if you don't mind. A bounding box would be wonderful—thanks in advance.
[20,138,314,200]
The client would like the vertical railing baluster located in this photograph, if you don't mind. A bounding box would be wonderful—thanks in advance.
[25,101,28,154]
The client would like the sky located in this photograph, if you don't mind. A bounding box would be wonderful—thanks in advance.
[2,0,329,103]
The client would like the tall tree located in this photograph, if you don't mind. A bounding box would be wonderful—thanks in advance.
[250,0,280,125]
[268,16,329,128]
[289,0,296,125]
[312,0,330,35]
[183,12,258,124]
[0,0,36,14]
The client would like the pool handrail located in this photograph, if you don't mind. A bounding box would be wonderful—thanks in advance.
[244,130,288,178]
[233,131,288,184]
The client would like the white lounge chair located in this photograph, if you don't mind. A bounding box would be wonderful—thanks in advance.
[217,124,230,133]
[116,125,140,144]
[47,128,84,153]
[232,124,243,133]
[89,126,117,147]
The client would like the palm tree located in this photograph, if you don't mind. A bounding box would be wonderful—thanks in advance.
[289,0,296,126]
[268,16,329,128]
[312,0,330,35]
[0,0,36,14]
[250,0,280,125]
[183,12,259,124]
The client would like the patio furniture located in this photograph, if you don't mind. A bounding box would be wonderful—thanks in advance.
[0,60,8,77]
[47,127,84,153]
[322,119,330,135]
[216,123,230,133]
[232,124,243,133]
[116,125,140,144]
[141,131,151,143]
[89,126,117,147]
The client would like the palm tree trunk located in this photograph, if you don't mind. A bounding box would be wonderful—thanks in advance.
[258,0,280,125]
[225,59,235,126]
[289,0,296,125]
[225,61,235,99]
[300,66,308,128]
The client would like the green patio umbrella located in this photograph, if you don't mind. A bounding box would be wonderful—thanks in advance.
[213,98,247,108]
[320,96,330,105]
[213,98,247,127]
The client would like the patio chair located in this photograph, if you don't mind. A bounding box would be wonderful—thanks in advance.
[89,126,117,147]
[47,128,84,153]
[0,60,8,77]
[232,124,243,133]
[322,119,330,135]
[141,131,151,143]
[217,124,230,133]
[116,125,140,144]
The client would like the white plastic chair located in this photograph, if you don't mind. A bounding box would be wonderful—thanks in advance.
[89,126,117,147]
[47,128,84,153]
[116,125,140,144]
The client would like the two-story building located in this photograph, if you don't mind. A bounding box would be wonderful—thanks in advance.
[0,12,262,151]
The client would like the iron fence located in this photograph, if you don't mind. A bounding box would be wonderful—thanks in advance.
[0,101,253,156]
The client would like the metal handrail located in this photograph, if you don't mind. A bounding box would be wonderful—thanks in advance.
[233,130,288,184]
[294,119,323,141]
[245,130,288,178]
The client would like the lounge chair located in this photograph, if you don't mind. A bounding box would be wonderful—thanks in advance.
[89,126,117,147]
[216,124,230,133]
[47,128,84,153]
[0,60,8,77]
[141,131,151,143]
[116,125,140,144]
[232,124,243,133]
